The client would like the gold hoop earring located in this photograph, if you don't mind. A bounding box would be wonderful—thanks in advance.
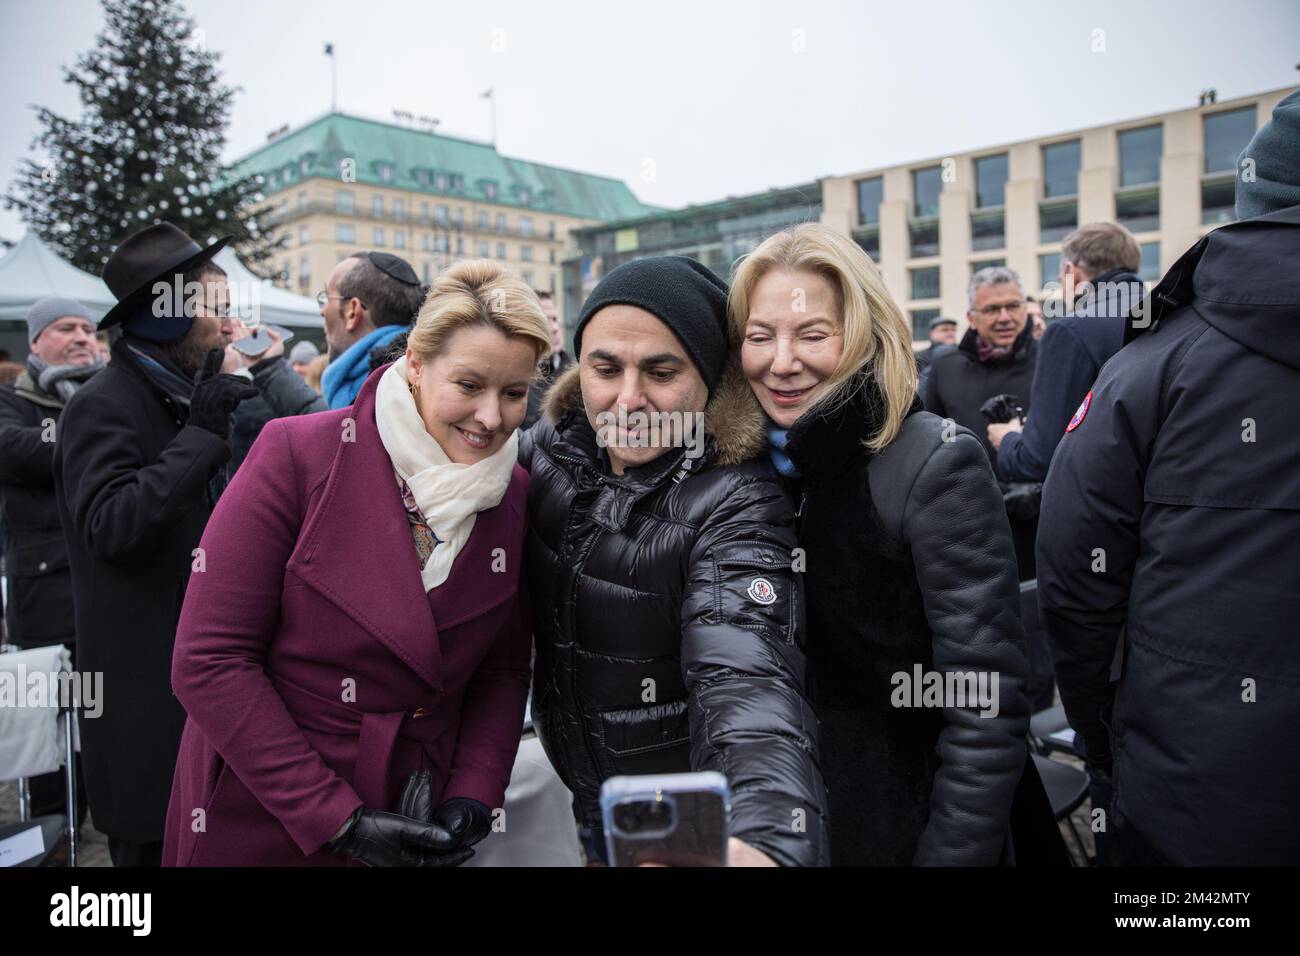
[408,381,420,397]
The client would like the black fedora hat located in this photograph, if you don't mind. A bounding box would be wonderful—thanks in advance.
[99,222,231,330]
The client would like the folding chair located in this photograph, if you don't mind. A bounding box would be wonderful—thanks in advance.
[0,643,79,867]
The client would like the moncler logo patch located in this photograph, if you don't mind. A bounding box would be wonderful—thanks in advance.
[747,577,777,605]
[1066,390,1092,433]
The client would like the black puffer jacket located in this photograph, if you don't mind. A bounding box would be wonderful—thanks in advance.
[784,381,1054,866]
[0,373,76,648]
[519,361,828,866]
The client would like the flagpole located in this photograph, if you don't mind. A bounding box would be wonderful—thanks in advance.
[325,43,337,112]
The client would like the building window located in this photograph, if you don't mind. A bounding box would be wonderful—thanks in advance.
[454,207,463,227]
[450,174,464,191]
[1203,107,1255,174]
[857,176,883,226]
[519,188,531,204]
[1119,124,1163,187]
[521,245,534,263]
[335,223,355,243]
[496,242,507,259]
[435,173,449,191]
[299,226,309,245]
[299,255,310,281]
[910,308,939,341]
[415,169,431,187]
[496,213,507,234]
[478,211,489,230]
[910,266,940,301]
[419,201,429,223]
[549,248,556,264]
[1201,106,1256,225]
[1042,140,1081,198]
[373,228,385,247]
[520,216,534,237]
[523,271,534,286]
[436,204,449,225]
[478,240,490,257]
[1115,188,1160,234]
[974,153,1008,208]
[971,257,1005,272]
[1201,177,1237,225]
[335,190,354,215]
[420,234,430,251]
[378,164,393,182]
[970,210,1005,251]
[434,234,448,253]
[456,237,464,255]
[393,199,405,221]
[547,221,556,239]
[1040,200,1078,243]
[912,165,942,219]
[1039,253,1061,291]
[394,231,406,249]
[373,196,384,217]
[1138,242,1161,282]
[298,191,307,211]
[909,219,939,258]
[483,182,498,200]
[855,229,880,262]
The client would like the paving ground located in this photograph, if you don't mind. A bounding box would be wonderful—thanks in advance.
[3,771,1094,868]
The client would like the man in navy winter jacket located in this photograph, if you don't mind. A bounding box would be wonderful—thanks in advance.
[988,222,1144,483]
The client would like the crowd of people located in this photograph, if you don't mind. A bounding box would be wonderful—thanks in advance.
[1,90,1297,868]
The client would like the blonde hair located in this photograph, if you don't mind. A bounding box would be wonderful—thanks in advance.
[304,353,328,394]
[728,223,918,453]
[407,259,552,365]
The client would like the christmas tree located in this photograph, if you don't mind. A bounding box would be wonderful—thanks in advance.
[3,0,281,274]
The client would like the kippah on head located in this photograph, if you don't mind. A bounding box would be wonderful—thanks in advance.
[366,251,420,287]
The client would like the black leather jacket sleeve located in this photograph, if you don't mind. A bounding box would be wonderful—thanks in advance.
[902,431,1030,865]
[679,473,829,867]
[250,357,328,418]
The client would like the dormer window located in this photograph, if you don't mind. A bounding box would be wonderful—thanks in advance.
[435,172,449,191]
[377,162,394,182]
[481,180,498,200]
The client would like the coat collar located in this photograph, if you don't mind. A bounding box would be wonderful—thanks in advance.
[287,364,524,690]
[13,371,63,410]
[956,323,1034,364]
[784,374,921,484]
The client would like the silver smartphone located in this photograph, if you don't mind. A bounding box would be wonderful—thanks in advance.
[230,323,294,358]
[600,771,730,867]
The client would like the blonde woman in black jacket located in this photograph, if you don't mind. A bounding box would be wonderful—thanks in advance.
[729,223,1063,866]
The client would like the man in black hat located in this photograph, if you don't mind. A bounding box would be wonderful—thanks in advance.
[518,256,827,867]
[51,222,293,866]
[318,251,425,409]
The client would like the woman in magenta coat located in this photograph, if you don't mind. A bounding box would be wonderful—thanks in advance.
[162,260,552,866]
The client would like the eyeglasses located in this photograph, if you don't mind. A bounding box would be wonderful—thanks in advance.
[973,301,1024,319]
[317,291,365,311]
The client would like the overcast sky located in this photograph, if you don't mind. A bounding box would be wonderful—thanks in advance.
[2,0,1297,241]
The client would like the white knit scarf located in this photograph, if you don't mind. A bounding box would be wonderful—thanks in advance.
[375,357,519,591]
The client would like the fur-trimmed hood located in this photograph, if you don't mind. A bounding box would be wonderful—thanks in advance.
[540,355,768,468]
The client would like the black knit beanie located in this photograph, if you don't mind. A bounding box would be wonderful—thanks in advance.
[573,256,729,394]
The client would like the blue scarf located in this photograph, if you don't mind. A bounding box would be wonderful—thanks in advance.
[767,420,801,477]
[321,324,407,409]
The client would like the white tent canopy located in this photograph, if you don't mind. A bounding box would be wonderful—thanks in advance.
[0,232,323,331]
[0,232,116,322]
[211,247,323,330]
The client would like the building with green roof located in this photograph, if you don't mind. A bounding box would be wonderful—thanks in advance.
[235,111,662,315]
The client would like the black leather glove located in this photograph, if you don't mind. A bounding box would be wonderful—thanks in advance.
[188,347,259,440]
[400,770,492,855]
[328,806,473,868]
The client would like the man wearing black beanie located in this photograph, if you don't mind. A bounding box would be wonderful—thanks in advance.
[519,256,828,866]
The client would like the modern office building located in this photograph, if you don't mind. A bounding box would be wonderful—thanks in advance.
[235,112,661,316]
[819,85,1297,340]
[562,182,822,329]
